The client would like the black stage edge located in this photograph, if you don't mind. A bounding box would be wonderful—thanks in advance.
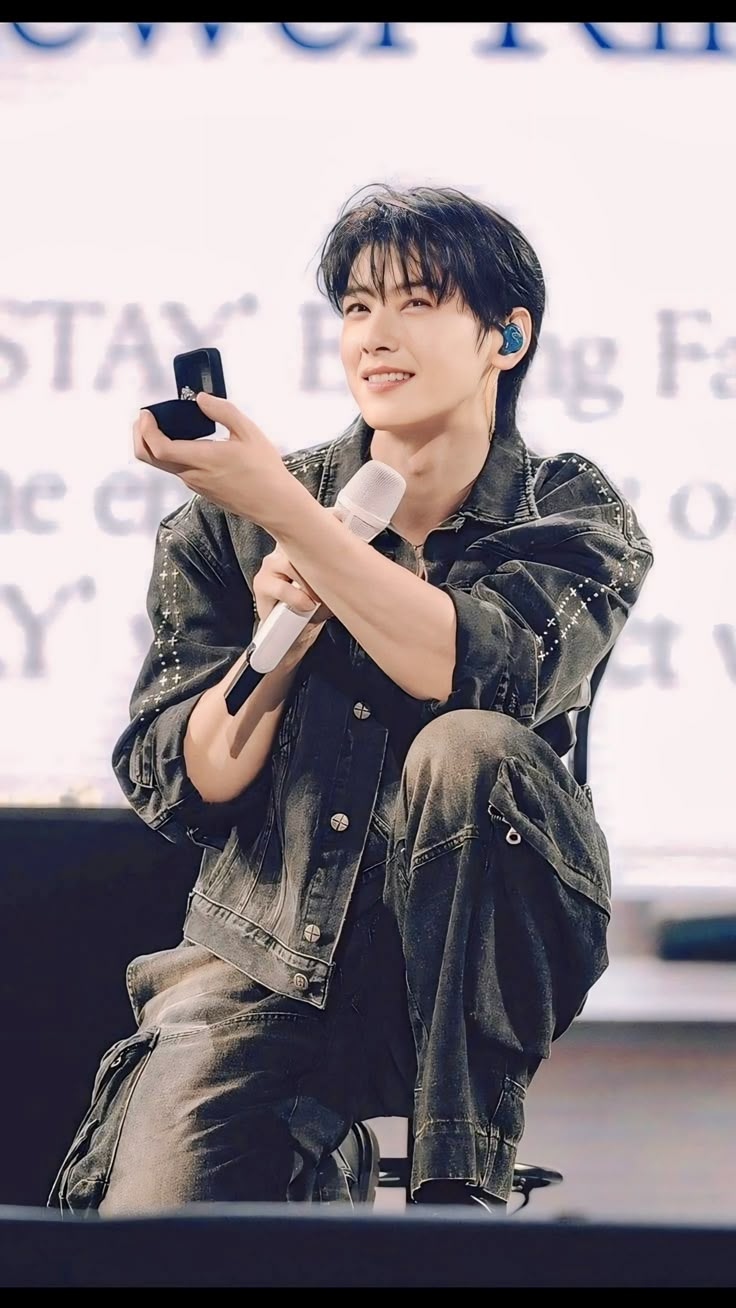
[0,1205,734,1287]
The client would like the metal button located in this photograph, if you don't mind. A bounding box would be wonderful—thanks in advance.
[330,813,350,832]
[303,924,321,944]
[293,973,309,991]
[353,702,372,719]
[505,828,522,845]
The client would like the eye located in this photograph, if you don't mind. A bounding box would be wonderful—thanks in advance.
[344,297,431,316]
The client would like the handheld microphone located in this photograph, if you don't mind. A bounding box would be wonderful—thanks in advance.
[224,459,406,716]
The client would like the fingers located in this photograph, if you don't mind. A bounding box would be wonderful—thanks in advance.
[132,412,152,463]
[133,409,210,474]
[256,575,318,617]
[280,579,320,614]
[195,392,241,434]
[267,546,321,602]
[133,410,174,467]
[254,550,321,619]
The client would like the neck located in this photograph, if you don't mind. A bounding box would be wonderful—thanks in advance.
[370,405,495,546]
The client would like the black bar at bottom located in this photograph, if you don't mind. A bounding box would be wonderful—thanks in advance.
[0,1206,734,1287]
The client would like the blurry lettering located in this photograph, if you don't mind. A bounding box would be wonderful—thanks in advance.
[523,334,622,420]
[95,469,187,534]
[0,332,27,389]
[565,337,622,421]
[651,22,726,52]
[279,23,356,50]
[161,295,258,349]
[670,482,732,540]
[4,21,732,58]
[94,304,165,391]
[0,472,67,533]
[18,473,67,533]
[10,22,87,48]
[132,22,224,45]
[13,301,104,390]
[300,302,345,391]
[713,625,736,681]
[0,578,95,677]
[657,309,711,395]
[711,336,736,398]
[606,616,681,688]
[475,23,542,53]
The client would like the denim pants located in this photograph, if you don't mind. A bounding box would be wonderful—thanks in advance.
[48,710,609,1214]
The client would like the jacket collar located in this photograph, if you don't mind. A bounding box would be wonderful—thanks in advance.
[319,412,540,528]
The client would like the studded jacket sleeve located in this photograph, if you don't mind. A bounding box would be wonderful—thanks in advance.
[416,454,654,730]
[111,495,274,848]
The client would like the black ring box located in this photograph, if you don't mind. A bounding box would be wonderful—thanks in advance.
[143,348,227,440]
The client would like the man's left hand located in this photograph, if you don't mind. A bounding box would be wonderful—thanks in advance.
[133,393,298,527]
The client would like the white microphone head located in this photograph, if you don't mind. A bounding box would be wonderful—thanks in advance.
[335,460,406,541]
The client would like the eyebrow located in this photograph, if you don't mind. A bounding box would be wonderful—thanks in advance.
[342,280,431,302]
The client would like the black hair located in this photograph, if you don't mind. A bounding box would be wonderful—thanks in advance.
[315,182,545,433]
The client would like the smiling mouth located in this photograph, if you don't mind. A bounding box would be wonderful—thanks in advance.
[364,374,414,387]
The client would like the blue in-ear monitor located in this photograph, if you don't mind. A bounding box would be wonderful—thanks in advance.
[499,323,524,355]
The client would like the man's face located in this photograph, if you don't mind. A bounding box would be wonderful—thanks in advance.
[339,246,491,434]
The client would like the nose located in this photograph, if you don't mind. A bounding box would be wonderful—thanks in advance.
[358,324,402,371]
[358,301,401,354]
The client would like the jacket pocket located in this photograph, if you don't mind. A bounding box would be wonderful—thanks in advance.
[487,755,611,914]
[276,675,307,752]
[194,828,241,897]
[47,1029,158,1215]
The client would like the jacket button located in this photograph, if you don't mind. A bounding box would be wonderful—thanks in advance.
[303,924,321,944]
[353,702,372,719]
[505,827,522,845]
[293,973,309,991]
[330,813,350,832]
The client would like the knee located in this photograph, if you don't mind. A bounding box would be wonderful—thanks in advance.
[404,709,527,787]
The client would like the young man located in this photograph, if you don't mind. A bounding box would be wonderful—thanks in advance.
[49,184,654,1216]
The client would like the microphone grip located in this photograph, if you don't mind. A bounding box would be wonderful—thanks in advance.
[224,584,318,716]
[223,642,265,716]
[248,582,319,674]
[223,484,388,718]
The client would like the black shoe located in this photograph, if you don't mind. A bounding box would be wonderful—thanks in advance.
[467,1188,507,1214]
[313,1121,381,1206]
[413,1179,507,1214]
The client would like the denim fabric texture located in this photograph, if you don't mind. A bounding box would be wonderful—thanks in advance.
[49,411,653,1211]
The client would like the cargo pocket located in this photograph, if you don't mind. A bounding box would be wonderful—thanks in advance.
[489,1074,526,1148]
[47,1028,158,1216]
[480,1074,527,1199]
[488,755,612,915]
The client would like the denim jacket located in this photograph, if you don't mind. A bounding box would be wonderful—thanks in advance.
[112,413,654,1009]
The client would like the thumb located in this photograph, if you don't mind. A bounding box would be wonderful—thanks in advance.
[196,392,245,437]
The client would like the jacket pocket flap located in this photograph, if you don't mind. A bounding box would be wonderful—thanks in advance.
[488,756,611,914]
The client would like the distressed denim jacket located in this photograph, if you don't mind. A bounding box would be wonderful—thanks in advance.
[112,413,654,1009]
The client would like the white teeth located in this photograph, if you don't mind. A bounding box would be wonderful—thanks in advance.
[367,372,412,383]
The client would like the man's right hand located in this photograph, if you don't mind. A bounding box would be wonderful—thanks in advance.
[253,506,339,630]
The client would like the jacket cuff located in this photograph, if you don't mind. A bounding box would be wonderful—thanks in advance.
[130,696,272,849]
[418,585,538,726]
